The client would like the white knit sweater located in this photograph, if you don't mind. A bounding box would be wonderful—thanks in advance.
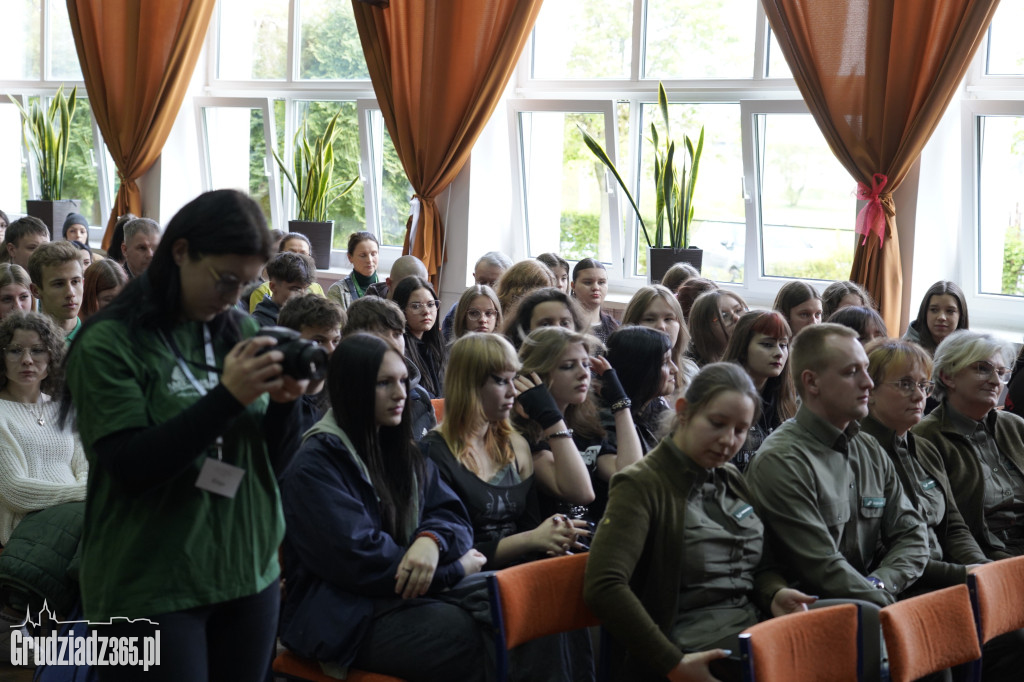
[0,396,88,544]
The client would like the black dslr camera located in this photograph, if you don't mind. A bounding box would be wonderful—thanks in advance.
[258,327,329,381]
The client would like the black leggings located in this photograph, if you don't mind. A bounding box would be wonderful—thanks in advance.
[95,581,279,682]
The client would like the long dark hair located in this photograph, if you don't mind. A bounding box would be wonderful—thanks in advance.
[81,190,272,339]
[912,280,969,355]
[393,276,446,396]
[606,326,671,408]
[329,333,423,541]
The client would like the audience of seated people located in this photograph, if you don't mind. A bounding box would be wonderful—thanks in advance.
[3,199,1024,681]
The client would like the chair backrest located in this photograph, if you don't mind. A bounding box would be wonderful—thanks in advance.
[487,553,600,682]
[879,584,981,682]
[738,603,861,682]
[968,555,1024,645]
[431,398,444,423]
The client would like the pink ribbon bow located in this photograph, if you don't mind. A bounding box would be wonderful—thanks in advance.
[855,174,888,247]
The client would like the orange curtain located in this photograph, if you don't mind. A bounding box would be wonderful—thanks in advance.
[762,0,999,333]
[66,0,216,249]
[352,0,544,285]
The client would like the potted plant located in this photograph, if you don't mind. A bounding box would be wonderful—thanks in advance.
[10,85,82,237]
[579,83,704,283]
[272,110,358,269]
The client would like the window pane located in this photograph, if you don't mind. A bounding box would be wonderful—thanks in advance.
[519,111,614,263]
[292,102,365,249]
[644,0,757,79]
[217,0,287,80]
[202,106,278,229]
[366,112,412,248]
[46,0,81,80]
[766,29,793,79]
[59,98,100,223]
[531,0,632,79]
[757,113,856,280]
[986,2,1024,76]
[299,0,370,80]
[636,103,745,283]
[977,116,1024,297]
[0,103,28,213]
[0,1,41,80]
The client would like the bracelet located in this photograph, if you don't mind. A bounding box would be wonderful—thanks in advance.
[547,428,574,440]
[610,398,632,413]
[416,531,443,550]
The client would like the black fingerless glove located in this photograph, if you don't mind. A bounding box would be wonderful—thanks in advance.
[598,368,628,405]
[517,384,563,430]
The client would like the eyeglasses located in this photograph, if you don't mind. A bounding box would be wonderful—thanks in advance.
[205,261,258,298]
[970,361,1011,384]
[5,345,48,360]
[466,308,497,321]
[407,300,440,312]
[885,379,935,397]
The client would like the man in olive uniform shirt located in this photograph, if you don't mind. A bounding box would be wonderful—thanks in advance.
[746,324,928,608]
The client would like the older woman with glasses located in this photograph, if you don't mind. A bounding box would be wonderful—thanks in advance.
[913,330,1024,558]
[862,339,988,589]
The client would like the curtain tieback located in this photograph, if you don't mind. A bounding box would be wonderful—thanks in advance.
[855,173,888,247]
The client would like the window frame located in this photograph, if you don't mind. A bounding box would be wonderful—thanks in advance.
[511,1,837,305]
[507,99,626,283]
[203,2,408,270]
[959,98,1024,330]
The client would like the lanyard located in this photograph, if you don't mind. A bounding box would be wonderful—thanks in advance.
[159,324,223,460]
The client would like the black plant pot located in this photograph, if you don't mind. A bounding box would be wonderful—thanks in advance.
[288,220,333,270]
[647,246,703,285]
[27,199,82,239]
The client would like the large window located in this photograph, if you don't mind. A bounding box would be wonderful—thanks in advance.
[515,0,855,301]
[0,2,114,226]
[208,0,411,257]
[960,1,1024,325]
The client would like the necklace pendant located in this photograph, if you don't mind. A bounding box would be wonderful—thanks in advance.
[37,417,45,426]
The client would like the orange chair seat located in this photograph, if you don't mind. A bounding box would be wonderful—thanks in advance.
[273,650,406,682]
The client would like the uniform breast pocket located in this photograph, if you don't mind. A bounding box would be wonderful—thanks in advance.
[819,499,851,528]
[859,496,886,519]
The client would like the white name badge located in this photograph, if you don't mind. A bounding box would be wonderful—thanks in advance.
[195,457,245,498]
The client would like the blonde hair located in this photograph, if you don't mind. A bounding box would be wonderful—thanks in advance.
[495,259,555,318]
[865,338,933,389]
[440,333,520,474]
[515,326,603,443]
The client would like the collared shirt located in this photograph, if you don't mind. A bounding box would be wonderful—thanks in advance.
[945,403,1024,544]
[669,443,763,650]
[861,416,944,562]
[745,406,927,607]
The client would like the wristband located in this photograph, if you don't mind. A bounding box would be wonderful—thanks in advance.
[547,428,574,440]
[598,368,629,405]
[610,397,632,413]
[416,531,443,551]
[517,384,563,430]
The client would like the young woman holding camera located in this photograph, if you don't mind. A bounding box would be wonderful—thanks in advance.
[65,190,309,681]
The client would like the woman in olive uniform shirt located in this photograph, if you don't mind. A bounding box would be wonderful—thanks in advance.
[584,363,814,682]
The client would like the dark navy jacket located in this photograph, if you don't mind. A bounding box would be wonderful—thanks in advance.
[278,427,474,667]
